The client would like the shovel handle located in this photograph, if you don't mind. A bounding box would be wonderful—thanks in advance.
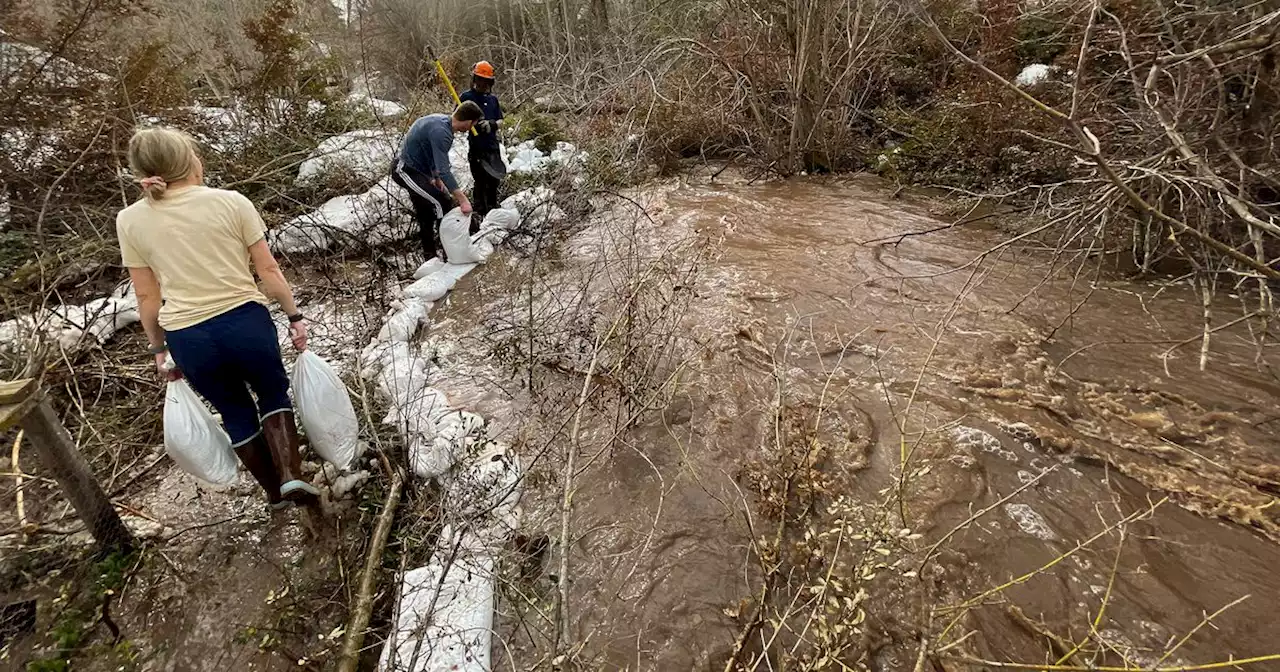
[430,50,478,137]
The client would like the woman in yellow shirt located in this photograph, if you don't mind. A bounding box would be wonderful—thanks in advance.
[117,127,319,509]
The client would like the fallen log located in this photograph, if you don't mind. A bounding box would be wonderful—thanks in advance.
[336,469,404,672]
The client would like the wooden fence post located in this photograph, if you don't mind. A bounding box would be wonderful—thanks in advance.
[1,379,133,553]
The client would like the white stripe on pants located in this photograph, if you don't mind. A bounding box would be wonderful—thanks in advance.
[395,160,444,218]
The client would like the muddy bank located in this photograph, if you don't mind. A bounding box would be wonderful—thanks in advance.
[420,174,1280,669]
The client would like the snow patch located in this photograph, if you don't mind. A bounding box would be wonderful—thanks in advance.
[0,282,139,352]
[1015,63,1058,88]
[271,177,415,254]
[504,140,585,174]
[297,129,400,184]
[347,92,406,119]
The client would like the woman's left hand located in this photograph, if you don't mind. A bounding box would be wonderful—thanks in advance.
[156,353,182,382]
[289,320,308,352]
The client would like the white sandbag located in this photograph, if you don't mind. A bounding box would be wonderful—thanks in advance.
[505,140,551,174]
[413,410,485,477]
[412,407,478,477]
[436,410,485,441]
[1,283,141,354]
[403,261,480,305]
[404,270,457,302]
[379,299,430,343]
[469,208,519,248]
[439,209,492,264]
[412,258,445,280]
[379,536,494,672]
[271,180,415,255]
[483,207,519,231]
[469,236,497,260]
[445,442,522,547]
[412,436,460,478]
[163,380,238,485]
[292,351,359,469]
[373,343,452,443]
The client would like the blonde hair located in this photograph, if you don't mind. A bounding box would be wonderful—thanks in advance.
[127,127,199,200]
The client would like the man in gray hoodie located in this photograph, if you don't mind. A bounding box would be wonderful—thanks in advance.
[392,101,484,261]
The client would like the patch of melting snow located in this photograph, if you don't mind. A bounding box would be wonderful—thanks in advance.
[1003,503,1058,540]
[347,92,406,119]
[296,129,400,184]
[0,281,139,352]
[1015,63,1059,87]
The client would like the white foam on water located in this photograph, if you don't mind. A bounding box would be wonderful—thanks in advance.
[1003,503,1058,541]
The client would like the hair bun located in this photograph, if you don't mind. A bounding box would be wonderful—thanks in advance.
[139,175,168,200]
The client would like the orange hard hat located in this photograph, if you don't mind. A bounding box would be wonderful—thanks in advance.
[472,61,495,79]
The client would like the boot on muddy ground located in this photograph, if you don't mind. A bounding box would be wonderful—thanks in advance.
[234,435,290,510]
[262,410,321,507]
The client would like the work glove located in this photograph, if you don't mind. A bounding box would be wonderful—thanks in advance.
[476,119,494,134]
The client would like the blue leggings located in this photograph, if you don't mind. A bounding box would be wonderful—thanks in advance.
[166,302,291,446]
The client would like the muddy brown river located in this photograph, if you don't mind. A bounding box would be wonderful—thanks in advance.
[426,174,1280,670]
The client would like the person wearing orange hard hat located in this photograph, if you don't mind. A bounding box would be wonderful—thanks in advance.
[459,60,506,226]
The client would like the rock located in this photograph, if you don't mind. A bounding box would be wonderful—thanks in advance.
[123,516,173,541]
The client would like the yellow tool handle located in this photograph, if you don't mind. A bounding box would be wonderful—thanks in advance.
[434,59,478,136]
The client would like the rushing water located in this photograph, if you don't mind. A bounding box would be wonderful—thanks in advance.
[428,174,1280,670]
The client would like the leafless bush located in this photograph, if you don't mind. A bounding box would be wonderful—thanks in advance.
[910,0,1278,370]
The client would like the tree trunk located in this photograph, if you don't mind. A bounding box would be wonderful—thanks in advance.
[591,0,609,31]
[545,0,559,54]
[788,0,823,172]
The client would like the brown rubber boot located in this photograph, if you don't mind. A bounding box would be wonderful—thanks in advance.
[234,435,285,508]
[262,410,320,506]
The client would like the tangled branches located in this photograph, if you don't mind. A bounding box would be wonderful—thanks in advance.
[911,0,1279,370]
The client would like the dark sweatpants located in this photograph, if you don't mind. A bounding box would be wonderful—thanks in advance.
[391,159,456,259]
[166,302,291,446]
[469,152,503,218]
